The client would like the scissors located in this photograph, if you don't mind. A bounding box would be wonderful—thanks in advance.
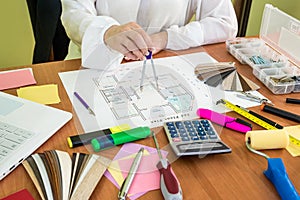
[139,50,159,91]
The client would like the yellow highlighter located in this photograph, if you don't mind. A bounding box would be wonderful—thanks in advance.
[67,124,131,148]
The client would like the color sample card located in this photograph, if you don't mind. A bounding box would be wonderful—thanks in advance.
[1,189,34,200]
[0,68,36,90]
[17,84,61,104]
[195,62,260,92]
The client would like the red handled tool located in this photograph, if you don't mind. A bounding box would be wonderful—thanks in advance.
[152,132,182,200]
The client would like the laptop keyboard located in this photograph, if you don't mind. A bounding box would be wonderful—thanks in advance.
[0,121,35,162]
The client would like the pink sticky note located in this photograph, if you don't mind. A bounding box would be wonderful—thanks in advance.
[104,143,168,200]
[114,143,158,160]
[0,68,36,90]
[118,153,161,195]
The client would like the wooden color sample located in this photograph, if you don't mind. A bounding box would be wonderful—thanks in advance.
[22,150,111,200]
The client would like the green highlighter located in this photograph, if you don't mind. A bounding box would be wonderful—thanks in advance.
[91,127,151,152]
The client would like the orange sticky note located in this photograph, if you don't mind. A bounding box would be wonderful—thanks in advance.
[0,68,36,90]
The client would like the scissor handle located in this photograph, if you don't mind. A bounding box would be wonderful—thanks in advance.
[264,158,300,200]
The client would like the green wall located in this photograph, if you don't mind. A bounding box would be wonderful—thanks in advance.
[0,0,34,68]
[246,0,300,36]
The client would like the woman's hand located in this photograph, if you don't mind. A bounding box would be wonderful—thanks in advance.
[104,22,154,61]
[150,31,168,55]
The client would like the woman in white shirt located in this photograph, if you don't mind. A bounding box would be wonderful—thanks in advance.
[61,0,238,69]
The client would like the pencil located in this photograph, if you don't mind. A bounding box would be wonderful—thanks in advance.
[74,92,95,116]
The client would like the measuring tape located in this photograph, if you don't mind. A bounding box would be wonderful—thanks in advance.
[289,135,300,148]
[218,99,300,147]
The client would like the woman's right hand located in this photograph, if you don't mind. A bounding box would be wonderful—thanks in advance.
[104,22,154,61]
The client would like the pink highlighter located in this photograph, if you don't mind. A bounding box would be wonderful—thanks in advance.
[196,108,252,133]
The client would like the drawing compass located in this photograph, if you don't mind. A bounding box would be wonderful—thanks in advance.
[139,50,158,91]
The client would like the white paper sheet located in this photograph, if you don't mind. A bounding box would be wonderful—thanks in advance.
[59,52,266,132]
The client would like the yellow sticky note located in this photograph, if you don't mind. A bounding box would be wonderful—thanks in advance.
[17,84,61,105]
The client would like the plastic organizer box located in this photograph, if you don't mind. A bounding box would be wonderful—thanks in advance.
[226,4,300,94]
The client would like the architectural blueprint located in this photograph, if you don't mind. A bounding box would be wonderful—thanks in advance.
[93,64,196,126]
[59,52,265,132]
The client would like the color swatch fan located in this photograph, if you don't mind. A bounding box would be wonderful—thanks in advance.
[22,150,111,200]
[195,62,260,92]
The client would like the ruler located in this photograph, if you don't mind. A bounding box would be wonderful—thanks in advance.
[217,99,300,147]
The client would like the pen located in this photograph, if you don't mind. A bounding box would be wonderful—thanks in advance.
[197,108,252,133]
[73,92,95,116]
[67,124,131,148]
[286,98,300,104]
[118,147,144,200]
[235,105,283,129]
[261,104,300,123]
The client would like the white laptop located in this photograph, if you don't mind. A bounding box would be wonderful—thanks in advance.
[0,92,72,180]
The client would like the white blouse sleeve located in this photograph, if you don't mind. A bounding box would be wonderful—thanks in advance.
[61,0,123,69]
[166,0,238,50]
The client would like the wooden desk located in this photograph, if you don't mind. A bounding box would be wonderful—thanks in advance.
[1,42,300,200]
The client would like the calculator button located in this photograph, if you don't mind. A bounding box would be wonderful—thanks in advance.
[170,133,179,138]
[189,132,197,137]
[181,136,190,141]
[168,124,176,128]
[169,129,177,134]
[191,136,199,140]
[192,120,200,125]
[209,135,218,139]
[183,121,192,125]
[172,138,181,142]
[168,126,176,131]
[186,127,195,132]
[166,122,175,126]
[180,132,188,137]
[197,131,206,136]
[193,123,201,128]
[202,123,210,128]
[200,136,208,140]
[204,127,212,131]
[175,122,184,128]
[196,127,204,132]
[207,130,215,135]
[178,128,187,134]
[185,124,193,129]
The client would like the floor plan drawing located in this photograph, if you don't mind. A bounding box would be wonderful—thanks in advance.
[93,63,197,127]
[59,52,265,132]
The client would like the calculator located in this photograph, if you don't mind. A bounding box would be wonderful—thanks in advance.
[163,119,231,156]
